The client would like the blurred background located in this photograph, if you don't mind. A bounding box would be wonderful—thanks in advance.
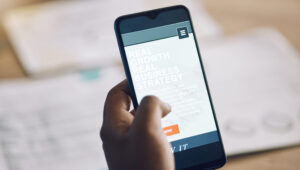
[0,0,299,170]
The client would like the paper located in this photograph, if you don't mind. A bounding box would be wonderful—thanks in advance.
[3,0,221,76]
[0,66,124,170]
[201,28,300,155]
[3,0,147,75]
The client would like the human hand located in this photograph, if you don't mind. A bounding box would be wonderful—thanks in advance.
[100,80,175,170]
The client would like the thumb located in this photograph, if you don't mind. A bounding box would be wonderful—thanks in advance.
[131,96,171,134]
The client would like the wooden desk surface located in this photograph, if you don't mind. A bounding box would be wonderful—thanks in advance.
[0,0,299,169]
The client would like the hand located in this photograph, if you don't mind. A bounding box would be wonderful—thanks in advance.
[100,80,175,170]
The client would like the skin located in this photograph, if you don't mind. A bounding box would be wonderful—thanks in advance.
[100,80,175,170]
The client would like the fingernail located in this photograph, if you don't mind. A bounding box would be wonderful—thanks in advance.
[163,102,171,111]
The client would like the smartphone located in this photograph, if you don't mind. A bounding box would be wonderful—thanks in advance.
[114,5,226,169]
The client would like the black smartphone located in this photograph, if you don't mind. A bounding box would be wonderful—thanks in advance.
[114,5,226,170]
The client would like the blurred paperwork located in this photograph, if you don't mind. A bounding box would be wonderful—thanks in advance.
[2,0,221,76]
[0,67,124,170]
[201,28,300,155]
[0,28,299,170]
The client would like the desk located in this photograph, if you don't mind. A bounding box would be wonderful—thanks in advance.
[0,0,299,169]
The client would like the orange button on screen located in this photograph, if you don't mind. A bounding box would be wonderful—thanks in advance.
[163,124,180,136]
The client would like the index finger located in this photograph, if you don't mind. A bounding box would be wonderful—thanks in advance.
[102,80,134,134]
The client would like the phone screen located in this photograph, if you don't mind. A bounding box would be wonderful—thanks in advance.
[119,15,220,154]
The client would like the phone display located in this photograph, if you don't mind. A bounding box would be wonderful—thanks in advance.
[115,6,226,169]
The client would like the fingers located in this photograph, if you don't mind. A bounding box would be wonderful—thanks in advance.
[104,80,131,112]
[102,81,171,141]
[101,80,134,138]
[131,96,171,135]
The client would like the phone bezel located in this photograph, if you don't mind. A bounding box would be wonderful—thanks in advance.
[114,5,226,169]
